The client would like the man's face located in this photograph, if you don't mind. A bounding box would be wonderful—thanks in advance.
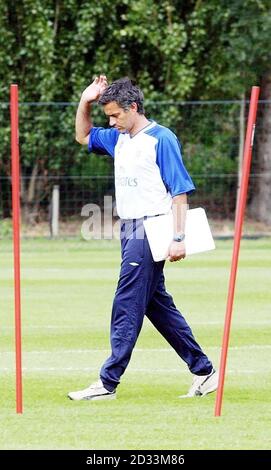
[103,101,137,133]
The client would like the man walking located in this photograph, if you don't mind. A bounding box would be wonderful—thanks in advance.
[68,76,218,401]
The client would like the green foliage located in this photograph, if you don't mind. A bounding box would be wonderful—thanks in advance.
[195,0,271,98]
[0,218,12,237]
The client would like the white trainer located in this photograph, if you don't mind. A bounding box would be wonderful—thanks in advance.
[179,368,218,398]
[68,379,116,401]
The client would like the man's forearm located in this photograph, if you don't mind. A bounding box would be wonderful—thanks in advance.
[172,194,188,234]
[75,98,93,144]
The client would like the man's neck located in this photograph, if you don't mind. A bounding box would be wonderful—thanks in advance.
[130,115,151,137]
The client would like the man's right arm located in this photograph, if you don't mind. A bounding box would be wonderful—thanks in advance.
[75,75,108,145]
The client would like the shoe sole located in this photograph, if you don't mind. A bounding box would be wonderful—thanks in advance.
[68,393,116,401]
[87,394,116,401]
[179,387,217,399]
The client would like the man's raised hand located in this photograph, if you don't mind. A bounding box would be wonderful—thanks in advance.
[81,75,108,103]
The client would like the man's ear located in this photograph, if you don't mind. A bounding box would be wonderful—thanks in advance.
[130,102,138,113]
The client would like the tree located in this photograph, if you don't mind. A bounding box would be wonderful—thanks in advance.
[250,71,271,224]
[188,0,271,223]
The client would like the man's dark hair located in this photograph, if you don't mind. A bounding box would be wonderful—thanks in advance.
[98,77,144,114]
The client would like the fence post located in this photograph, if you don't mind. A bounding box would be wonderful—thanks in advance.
[50,184,60,237]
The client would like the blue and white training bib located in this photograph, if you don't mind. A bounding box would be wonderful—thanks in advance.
[88,121,195,219]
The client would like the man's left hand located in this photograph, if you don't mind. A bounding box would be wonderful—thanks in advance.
[167,241,186,262]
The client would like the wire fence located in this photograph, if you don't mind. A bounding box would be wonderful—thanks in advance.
[0,100,270,238]
[0,174,238,217]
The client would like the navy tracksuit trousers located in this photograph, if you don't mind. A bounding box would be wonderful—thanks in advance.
[100,218,212,392]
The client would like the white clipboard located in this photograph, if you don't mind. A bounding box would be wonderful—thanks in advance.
[143,207,215,262]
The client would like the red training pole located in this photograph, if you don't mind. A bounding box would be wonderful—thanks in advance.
[215,86,260,417]
[10,84,23,414]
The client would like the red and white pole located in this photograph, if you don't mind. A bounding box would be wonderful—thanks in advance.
[215,86,260,417]
[10,84,23,414]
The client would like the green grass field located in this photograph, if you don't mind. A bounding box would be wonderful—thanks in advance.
[0,238,270,450]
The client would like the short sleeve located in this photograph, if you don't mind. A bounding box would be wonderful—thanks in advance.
[156,130,195,196]
[88,127,120,157]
